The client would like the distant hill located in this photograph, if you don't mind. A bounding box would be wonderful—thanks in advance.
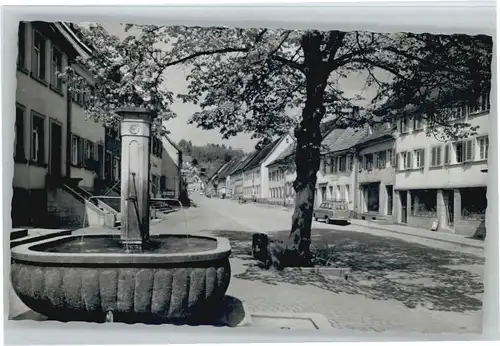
[177,139,246,180]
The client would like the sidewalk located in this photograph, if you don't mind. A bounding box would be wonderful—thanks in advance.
[349,219,484,249]
[224,198,484,250]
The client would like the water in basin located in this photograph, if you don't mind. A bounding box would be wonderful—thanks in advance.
[31,235,217,254]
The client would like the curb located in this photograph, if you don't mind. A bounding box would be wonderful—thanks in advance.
[284,266,351,278]
[350,221,484,250]
[250,312,334,330]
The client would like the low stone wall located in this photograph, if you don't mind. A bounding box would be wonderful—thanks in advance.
[11,188,47,227]
[46,188,114,230]
[454,218,486,238]
[406,215,436,231]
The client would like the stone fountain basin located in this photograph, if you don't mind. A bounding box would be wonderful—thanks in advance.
[11,234,231,323]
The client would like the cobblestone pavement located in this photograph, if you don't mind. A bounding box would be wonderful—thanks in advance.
[156,195,484,334]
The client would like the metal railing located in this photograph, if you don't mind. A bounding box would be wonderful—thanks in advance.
[82,195,187,232]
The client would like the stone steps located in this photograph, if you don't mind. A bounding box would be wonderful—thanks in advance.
[10,229,72,249]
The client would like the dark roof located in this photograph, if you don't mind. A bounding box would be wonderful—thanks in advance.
[322,126,369,155]
[228,155,249,175]
[207,161,230,181]
[217,158,242,180]
[267,141,296,167]
[355,123,395,147]
[244,137,283,171]
[321,128,346,153]
[230,151,259,175]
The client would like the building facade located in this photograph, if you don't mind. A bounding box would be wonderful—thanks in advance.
[13,21,104,226]
[355,123,397,220]
[316,127,368,209]
[393,95,490,237]
[267,142,296,205]
[241,134,294,200]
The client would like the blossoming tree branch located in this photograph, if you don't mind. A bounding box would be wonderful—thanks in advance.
[62,23,492,266]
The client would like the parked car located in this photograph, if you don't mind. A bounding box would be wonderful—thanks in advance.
[313,200,351,224]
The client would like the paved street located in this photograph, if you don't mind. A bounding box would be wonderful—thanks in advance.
[152,194,484,334]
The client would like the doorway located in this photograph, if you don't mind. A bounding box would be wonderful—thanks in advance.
[400,190,408,223]
[97,144,104,179]
[444,189,455,226]
[49,121,62,178]
[386,185,393,215]
[105,151,112,181]
[321,186,327,203]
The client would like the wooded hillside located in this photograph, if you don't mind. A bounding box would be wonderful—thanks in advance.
[177,139,246,178]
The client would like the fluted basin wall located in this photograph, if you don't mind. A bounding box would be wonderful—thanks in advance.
[11,235,232,323]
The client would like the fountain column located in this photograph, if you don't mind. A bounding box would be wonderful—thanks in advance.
[117,108,156,248]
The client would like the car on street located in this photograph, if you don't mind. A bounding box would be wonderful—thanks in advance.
[313,199,351,224]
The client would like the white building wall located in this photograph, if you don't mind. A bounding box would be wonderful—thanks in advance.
[70,63,105,189]
[394,106,490,236]
[395,112,489,190]
[358,139,396,217]
[15,22,69,190]
[316,154,356,209]
[259,134,294,198]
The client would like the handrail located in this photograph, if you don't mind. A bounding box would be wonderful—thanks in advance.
[83,195,187,233]
[103,180,121,196]
[62,184,87,204]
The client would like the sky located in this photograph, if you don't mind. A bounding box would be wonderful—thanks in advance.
[99,23,384,153]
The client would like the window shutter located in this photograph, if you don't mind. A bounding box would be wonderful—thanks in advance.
[421,149,425,168]
[465,139,474,161]
[444,143,450,165]
[78,138,84,166]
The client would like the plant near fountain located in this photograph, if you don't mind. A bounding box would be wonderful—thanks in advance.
[11,108,232,324]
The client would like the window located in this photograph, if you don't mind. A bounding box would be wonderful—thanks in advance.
[15,105,25,161]
[387,149,393,167]
[329,157,335,173]
[449,105,466,120]
[478,136,489,160]
[17,22,26,68]
[454,142,464,163]
[338,155,346,172]
[411,189,437,218]
[345,184,350,202]
[322,158,327,174]
[401,151,412,170]
[51,46,63,91]
[414,149,425,168]
[469,93,490,114]
[113,157,120,181]
[413,116,423,131]
[376,150,387,169]
[455,139,474,163]
[390,149,397,168]
[430,146,442,167]
[71,135,80,165]
[31,112,45,164]
[400,117,409,133]
[347,154,353,171]
[71,76,85,105]
[363,153,373,170]
[32,30,46,80]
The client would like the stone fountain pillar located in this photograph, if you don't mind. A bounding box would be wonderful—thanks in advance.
[117,108,156,248]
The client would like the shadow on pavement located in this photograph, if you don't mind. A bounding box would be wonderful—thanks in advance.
[210,229,484,313]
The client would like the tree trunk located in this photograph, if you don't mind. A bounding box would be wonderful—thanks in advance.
[284,31,330,266]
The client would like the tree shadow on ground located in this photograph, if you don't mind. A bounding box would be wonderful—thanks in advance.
[210,229,484,313]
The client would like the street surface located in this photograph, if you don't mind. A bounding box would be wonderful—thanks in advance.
[154,194,484,334]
